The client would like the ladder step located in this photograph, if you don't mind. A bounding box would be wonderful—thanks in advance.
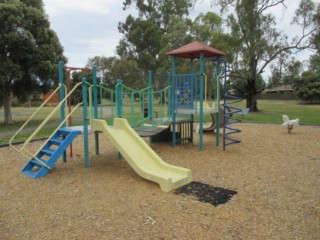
[21,127,82,179]
[30,159,48,167]
[57,128,73,136]
[49,138,63,145]
[21,160,50,179]
[40,148,55,156]
[22,169,38,178]
[22,167,49,179]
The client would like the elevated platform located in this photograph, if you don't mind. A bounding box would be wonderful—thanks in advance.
[135,118,193,144]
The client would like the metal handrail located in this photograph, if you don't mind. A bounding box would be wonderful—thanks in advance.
[22,81,82,148]
[9,81,83,168]
[9,84,65,148]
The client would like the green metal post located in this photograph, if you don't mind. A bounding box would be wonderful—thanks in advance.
[148,71,153,120]
[115,79,123,160]
[116,79,123,118]
[92,66,99,155]
[58,61,67,162]
[172,56,176,147]
[199,53,204,151]
[82,78,90,168]
[165,72,172,117]
[167,72,171,117]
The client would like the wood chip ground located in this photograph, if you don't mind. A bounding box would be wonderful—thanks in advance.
[1,123,319,239]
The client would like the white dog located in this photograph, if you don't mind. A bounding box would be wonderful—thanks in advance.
[282,115,300,133]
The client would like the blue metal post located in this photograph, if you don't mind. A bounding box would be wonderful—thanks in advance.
[199,53,204,151]
[148,71,153,120]
[92,66,99,155]
[58,61,67,162]
[116,79,123,118]
[82,78,90,168]
[223,60,227,150]
[216,59,221,146]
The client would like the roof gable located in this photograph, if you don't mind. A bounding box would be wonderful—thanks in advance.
[166,41,226,59]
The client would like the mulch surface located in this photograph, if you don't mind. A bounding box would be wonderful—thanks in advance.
[1,123,320,239]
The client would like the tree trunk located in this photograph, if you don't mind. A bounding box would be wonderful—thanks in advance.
[2,89,13,125]
[27,95,31,108]
[246,78,259,112]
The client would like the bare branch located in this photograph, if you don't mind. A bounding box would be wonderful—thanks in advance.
[258,0,286,15]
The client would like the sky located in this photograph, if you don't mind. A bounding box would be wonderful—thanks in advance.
[43,0,319,76]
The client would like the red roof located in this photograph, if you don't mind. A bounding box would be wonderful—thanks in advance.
[166,41,226,59]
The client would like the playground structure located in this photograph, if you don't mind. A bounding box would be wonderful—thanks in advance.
[166,41,242,150]
[9,41,242,191]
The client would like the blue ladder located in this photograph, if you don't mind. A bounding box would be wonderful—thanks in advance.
[21,128,81,178]
[223,95,242,150]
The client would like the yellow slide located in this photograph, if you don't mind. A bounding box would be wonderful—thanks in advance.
[91,118,193,192]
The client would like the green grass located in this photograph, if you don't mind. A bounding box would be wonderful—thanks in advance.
[0,106,84,145]
[232,100,320,125]
[1,99,319,145]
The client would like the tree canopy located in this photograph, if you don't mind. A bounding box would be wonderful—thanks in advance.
[0,0,65,124]
[86,56,142,89]
[117,0,319,111]
[212,0,319,111]
[293,3,320,103]
[293,71,320,103]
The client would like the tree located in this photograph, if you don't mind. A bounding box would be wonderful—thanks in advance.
[268,57,304,87]
[308,3,320,72]
[21,0,43,10]
[213,0,319,111]
[191,12,222,45]
[117,0,195,75]
[86,56,142,90]
[292,4,320,104]
[86,56,115,85]
[230,73,266,97]
[309,54,320,72]
[0,0,65,124]
[293,71,320,103]
[117,16,163,74]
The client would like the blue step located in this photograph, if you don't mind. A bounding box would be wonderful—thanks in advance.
[22,165,49,179]
[57,128,75,136]
[30,159,48,167]
[40,148,55,156]
[21,127,81,179]
[49,138,63,145]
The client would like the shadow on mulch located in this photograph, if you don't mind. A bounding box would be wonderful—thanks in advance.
[175,181,237,207]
